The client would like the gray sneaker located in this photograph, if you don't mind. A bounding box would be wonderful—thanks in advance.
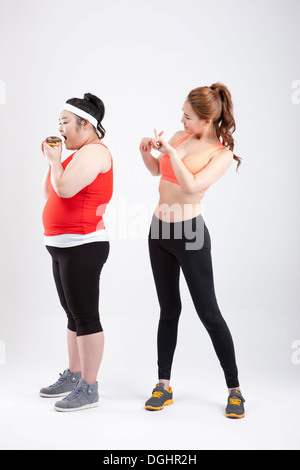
[54,378,99,412]
[39,369,81,398]
[225,388,245,418]
[145,383,174,411]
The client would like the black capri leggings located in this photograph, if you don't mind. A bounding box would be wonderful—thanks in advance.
[46,242,109,336]
[148,214,239,389]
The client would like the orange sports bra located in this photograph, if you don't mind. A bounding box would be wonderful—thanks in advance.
[160,134,224,194]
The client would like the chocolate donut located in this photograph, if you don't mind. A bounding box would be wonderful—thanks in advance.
[45,136,62,147]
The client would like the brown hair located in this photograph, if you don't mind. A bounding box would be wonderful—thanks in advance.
[187,83,242,171]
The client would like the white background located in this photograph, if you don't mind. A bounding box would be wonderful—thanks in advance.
[0,0,299,450]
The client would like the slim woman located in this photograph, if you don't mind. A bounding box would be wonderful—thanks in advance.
[40,93,113,412]
[140,83,245,418]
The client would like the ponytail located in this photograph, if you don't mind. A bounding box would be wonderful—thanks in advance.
[187,83,242,171]
[210,83,242,171]
[83,93,106,139]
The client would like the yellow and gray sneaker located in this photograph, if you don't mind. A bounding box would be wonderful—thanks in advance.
[225,389,245,418]
[145,383,173,411]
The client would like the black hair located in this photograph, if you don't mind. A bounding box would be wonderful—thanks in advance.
[66,92,106,138]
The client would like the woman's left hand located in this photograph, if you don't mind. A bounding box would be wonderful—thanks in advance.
[42,142,62,165]
[151,129,174,155]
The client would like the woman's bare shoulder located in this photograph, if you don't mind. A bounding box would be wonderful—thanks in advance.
[168,130,188,145]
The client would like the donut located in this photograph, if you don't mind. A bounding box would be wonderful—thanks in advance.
[45,136,62,147]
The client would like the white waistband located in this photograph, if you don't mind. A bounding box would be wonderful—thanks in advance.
[44,229,109,248]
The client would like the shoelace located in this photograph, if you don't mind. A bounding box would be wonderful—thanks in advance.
[51,371,68,387]
[229,398,241,406]
[152,391,164,398]
[64,385,84,401]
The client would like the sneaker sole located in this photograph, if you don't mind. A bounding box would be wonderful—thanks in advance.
[40,391,71,398]
[226,412,245,419]
[54,402,99,412]
[145,399,174,411]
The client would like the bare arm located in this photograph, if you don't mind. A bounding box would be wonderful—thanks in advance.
[43,143,111,198]
[42,165,51,199]
[139,137,162,176]
[166,149,233,194]
[168,146,234,194]
[141,150,162,176]
[139,131,183,176]
[151,131,234,194]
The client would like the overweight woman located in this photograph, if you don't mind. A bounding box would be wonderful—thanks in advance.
[140,83,245,418]
[40,93,113,412]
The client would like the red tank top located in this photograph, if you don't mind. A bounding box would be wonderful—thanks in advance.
[42,143,113,236]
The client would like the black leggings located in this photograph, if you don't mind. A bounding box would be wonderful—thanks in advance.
[148,214,239,388]
[46,242,109,336]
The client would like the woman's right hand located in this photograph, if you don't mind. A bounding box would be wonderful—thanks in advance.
[139,131,164,157]
[139,137,153,157]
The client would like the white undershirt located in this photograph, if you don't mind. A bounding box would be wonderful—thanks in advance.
[44,228,109,248]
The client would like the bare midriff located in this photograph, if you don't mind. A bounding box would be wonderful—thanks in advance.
[154,179,204,222]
